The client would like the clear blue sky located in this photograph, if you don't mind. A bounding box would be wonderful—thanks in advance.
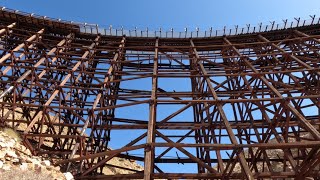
[1,0,319,174]
[1,0,320,31]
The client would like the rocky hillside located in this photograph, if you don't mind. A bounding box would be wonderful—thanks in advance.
[0,128,67,180]
[0,105,143,179]
[219,133,316,179]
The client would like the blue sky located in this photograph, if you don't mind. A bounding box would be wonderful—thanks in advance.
[1,0,320,31]
[1,0,319,174]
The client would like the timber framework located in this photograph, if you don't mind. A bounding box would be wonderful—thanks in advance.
[0,7,319,179]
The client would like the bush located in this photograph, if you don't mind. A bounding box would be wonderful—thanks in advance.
[2,128,21,142]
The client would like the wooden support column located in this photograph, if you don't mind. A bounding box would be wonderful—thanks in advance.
[144,38,159,180]
[190,39,254,180]
[66,35,102,170]
[72,36,126,175]
[22,33,76,134]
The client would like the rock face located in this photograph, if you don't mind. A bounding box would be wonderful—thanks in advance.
[0,105,144,178]
[218,133,317,179]
[0,129,66,180]
[0,126,144,179]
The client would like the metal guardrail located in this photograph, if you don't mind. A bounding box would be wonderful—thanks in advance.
[82,16,320,38]
[1,6,319,38]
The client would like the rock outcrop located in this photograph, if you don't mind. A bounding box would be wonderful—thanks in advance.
[0,103,144,178]
[0,129,67,180]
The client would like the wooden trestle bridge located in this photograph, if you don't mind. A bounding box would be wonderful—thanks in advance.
[0,7,319,179]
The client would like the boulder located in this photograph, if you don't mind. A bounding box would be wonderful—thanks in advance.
[0,151,6,159]
[25,157,33,163]
[54,165,61,171]
[12,158,20,163]
[20,162,28,171]
[2,164,11,171]
[40,165,47,173]
[0,141,7,148]
[31,158,41,166]
[27,163,35,170]
[6,150,18,158]
[63,172,74,180]
[6,140,15,148]
[41,160,51,166]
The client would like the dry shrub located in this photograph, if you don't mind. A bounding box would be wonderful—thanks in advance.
[2,127,21,142]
